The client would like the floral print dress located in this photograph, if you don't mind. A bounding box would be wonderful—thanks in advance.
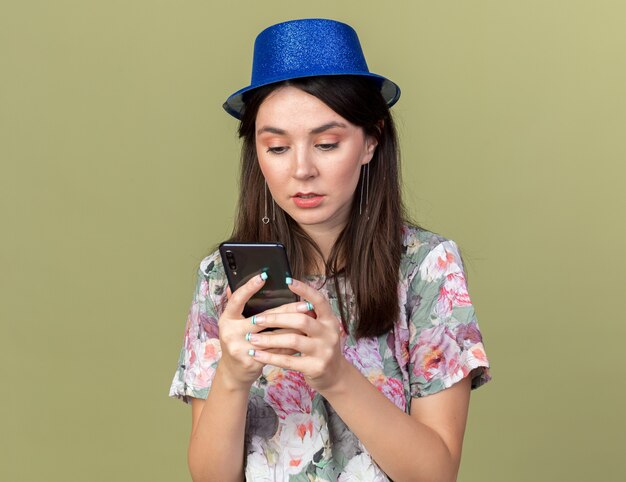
[169,225,491,481]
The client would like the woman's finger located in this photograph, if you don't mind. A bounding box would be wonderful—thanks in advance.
[223,273,267,317]
[251,312,315,335]
[255,328,302,355]
[249,330,314,354]
[250,350,307,372]
[261,300,315,316]
[287,279,334,319]
[265,347,300,355]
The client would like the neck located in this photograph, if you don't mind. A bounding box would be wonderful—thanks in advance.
[299,222,345,274]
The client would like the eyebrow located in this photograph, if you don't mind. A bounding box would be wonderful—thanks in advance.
[256,121,347,136]
[310,121,347,134]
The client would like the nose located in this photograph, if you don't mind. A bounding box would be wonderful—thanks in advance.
[292,145,318,180]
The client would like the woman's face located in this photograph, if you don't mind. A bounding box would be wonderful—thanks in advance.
[255,86,377,236]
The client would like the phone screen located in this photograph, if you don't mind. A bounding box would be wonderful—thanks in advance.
[219,242,298,317]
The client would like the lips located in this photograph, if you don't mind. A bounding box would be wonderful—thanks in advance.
[292,192,324,208]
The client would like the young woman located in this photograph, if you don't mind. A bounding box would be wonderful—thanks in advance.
[169,18,490,482]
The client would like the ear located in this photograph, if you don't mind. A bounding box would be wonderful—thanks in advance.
[362,120,383,165]
[362,134,379,165]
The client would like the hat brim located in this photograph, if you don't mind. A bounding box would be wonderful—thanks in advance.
[222,72,401,120]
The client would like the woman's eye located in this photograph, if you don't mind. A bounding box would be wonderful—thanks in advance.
[316,143,339,151]
[267,146,288,154]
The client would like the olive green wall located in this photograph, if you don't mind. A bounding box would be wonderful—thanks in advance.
[2,1,624,481]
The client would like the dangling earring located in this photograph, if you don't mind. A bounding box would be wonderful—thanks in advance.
[262,180,276,224]
[359,163,370,215]
[263,180,270,224]
[365,162,370,208]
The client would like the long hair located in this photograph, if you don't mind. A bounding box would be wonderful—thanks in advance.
[228,76,409,338]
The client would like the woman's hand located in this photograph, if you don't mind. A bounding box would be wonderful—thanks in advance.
[218,275,310,390]
[216,273,270,391]
[224,285,310,357]
[246,278,348,393]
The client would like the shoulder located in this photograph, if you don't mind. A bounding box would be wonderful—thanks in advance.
[198,249,225,279]
[400,224,465,282]
[195,249,228,305]
[401,224,454,264]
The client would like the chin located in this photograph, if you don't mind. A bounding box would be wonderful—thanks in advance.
[285,210,328,226]
[291,215,327,227]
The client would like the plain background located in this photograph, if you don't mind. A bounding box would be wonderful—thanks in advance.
[2,1,625,481]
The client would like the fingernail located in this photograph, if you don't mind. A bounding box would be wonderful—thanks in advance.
[297,302,314,312]
[285,276,293,285]
[253,350,266,361]
[251,315,264,325]
[249,334,259,343]
[258,272,268,282]
[245,332,252,342]
[247,349,255,356]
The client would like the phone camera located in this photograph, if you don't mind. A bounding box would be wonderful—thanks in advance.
[225,250,237,270]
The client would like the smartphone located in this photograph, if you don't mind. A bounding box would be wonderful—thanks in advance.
[219,242,298,318]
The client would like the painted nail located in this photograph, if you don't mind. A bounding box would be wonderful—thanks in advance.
[297,302,313,312]
[252,315,264,325]
[248,349,255,356]
[245,332,252,342]
[285,276,293,285]
[260,272,268,281]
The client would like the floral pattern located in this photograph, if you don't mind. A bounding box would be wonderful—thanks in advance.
[169,225,491,480]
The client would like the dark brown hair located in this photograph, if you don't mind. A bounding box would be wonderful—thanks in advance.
[228,75,409,338]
